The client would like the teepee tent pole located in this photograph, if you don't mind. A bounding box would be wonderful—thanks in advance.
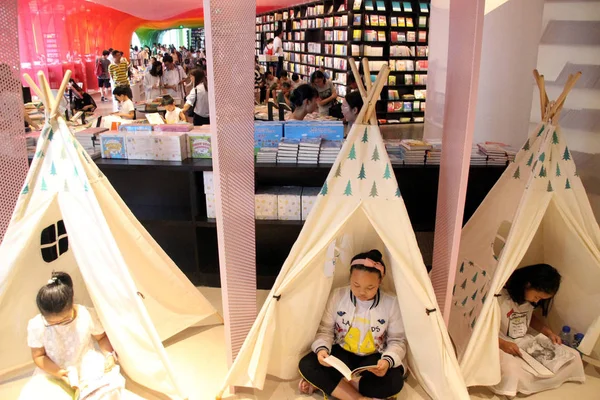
[22,74,45,106]
[355,68,387,125]
[550,72,581,125]
[51,70,72,118]
[348,57,378,125]
[364,67,389,124]
[37,71,54,115]
[533,70,548,121]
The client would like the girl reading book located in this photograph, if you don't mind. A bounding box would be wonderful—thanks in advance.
[493,264,585,397]
[298,250,406,400]
[19,272,125,400]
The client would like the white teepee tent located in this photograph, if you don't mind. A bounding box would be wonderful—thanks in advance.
[0,71,218,399]
[217,61,469,400]
[448,71,600,387]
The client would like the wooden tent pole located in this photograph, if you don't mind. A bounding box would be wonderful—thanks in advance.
[355,71,381,124]
[348,57,377,125]
[37,71,55,117]
[22,74,45,106]
[533,70,548,120]
[550,72,581,125]
[51,70,72,119]
[364,67,389,124]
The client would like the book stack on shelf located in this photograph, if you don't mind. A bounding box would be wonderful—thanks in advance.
[298,138,322,164]
[256,148,278,163]
[277,138,300,164]
[470,145,488,166]
[425,139,442,165]
[399,139,430,165]
[384,140,404,165]
[319,140,343,164]
[478,142,517,165]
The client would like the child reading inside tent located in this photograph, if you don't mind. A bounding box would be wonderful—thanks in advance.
[19,272,125,400]
[492,264,585,397]
[298,250,405,400]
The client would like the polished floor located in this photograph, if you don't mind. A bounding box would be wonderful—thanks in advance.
[1,287,599,400]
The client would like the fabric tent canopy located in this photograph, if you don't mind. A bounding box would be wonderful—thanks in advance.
[448,71,600,387]
[0,71,218,399]
[217,65,469,400]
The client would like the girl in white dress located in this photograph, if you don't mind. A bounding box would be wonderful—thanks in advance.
[143,61,163,101]
[19,272,125,400]
[492,264,585,397]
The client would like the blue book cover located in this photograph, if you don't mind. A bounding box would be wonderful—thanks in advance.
[403,2,413,12]
[254,122,283,149]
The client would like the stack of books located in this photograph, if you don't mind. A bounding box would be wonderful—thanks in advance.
[298,138,322,164]
[256,147,278,163]
[384,140,404,165]
[470,145,487,165]
[319,140,343,164]
[478,142,510,166]
[400,139,430,165]
[277,138,300,164]
[426,139,442,165]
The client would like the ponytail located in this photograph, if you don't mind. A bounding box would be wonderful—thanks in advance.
[290,84,318,108]
[36,271,74,316]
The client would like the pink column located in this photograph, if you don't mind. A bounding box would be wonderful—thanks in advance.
[0,0,29,241]
[203,0,257,364]
[430,0,485,323]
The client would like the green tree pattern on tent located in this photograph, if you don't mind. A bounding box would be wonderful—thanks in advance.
[370,181,378,198]
[395,187,401,198]
[471,289,478,301]
[82,150,90,164]
[460,262,464,273]
[556,164,561,177]
[469,308,474,317]
[565,178,571,190]
[460,279,467,290]
[48,129,54,141]
[344,180,353,196]
[471,318,477,329]
[348,144,357,160]
[371,146,380,161]
[522,139,530,151]
[84,182,89,192]
[552,131,559,145]
[547,181,553,192]
[537,125,545,137]
[383,164,391,179]
[453,285,456,295]
[361,129,368,143]
[64,180,69,192]
[462,296,468,307]
[482,292,488,304]
[60,146,67,160]
[41,177,48,191]
[513,166,520,179]
[539,165,547,178]
[74,166,79,177]
[358,163,366,180]
[539,152,545,162]
[526,153,534,166]
[320,182,328,195]
[334,163,342,178]
[36,150,44,159]
[50,162,57,176]
[563,146,571,161]
[482,270,487,276]
[472,272,478,283]
[21,184,29,195]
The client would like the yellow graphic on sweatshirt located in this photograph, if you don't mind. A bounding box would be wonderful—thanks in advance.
[342,327,376,354]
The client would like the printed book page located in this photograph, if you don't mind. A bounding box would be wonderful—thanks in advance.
[518,333,575,375]
[324,355,377,381]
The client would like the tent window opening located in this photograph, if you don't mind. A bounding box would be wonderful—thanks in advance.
[493,220,512,260]
[41,220,69,262]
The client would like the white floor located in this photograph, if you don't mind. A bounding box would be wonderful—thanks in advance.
[2,287,599,400]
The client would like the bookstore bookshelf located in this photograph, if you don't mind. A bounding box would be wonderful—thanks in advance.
[255,0,430,125]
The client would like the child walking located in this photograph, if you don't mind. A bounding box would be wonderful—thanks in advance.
[492,264,585,397]
[19,272,125,400]
[298,250,406,400]
[162,95,186,124]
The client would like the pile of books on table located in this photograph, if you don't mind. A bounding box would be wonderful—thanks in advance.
[470,145,488,165]
[384,140,404,165]
[277,138,300,164]
[425,139,442,165]
[298,138,322,164]
[399,139,430,165]
[318,140,343,164]
[256,147,278,163]
[478,142,516,166]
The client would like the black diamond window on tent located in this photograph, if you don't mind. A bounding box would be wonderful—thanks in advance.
[41,220,69,262]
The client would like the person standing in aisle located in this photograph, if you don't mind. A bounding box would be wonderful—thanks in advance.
[108,50,130,112]
[273,29,284,78]
[311,70,338,116]
[162,55,187,100]
[144,61,163,101]
[107,48,114,63]
[182,68,210,126]
[96,50,112,102]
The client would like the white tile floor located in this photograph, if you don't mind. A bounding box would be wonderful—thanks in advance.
[1,287,599,400]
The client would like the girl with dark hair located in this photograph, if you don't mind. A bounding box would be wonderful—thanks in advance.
[144,60,163,101]
[20,272,125,399]
[68,79,97,113]
[298,250,406,400]
[311,70,338,116]
[342,91,364,137]
[182,68,210,126]
[492,264,585,397]
[289,84,318,120]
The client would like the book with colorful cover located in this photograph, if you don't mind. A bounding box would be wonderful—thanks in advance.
[418,31,427,42]
[403,2,413,12]
[353,15,362,25]
[419,16,427,27]
[407,31,416,42]
[420,2,429,13]
[378,31,387,41]
[392,1,402,12]
[376,0,386,11]
[365,0,374,11]
[379,16,387,26]
[353,0,363,10]
[388,75,397,85]
[406,18,414,27]
[370,15,379,26]
[391,16,398,27]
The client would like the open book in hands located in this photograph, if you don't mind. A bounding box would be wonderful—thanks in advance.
[324,355,378,381]
[517,333,576,378]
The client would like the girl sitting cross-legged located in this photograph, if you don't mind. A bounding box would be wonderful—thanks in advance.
[298,249,406,400]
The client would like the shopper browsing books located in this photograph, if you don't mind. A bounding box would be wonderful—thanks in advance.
[291,73,302,89]
[144,61,163,101]
[111,86,135,119]
[182,69,210,126]
[162,95,186,123]
[263,71,279,103]
[311,70,338,116]
[276,82,293,110]
[161,54,187,99]
[19,272,125,399]
[492,264,585,397]
[342,91,364,137]
[289,84,318,120]
[298,250,406,399]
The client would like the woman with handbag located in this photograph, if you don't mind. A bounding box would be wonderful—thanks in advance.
[182,69,210,126]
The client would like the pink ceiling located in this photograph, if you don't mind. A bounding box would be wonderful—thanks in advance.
[86,0,313,21]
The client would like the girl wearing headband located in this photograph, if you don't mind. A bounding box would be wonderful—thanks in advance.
[19,271,125,399]
[298,250,406,400]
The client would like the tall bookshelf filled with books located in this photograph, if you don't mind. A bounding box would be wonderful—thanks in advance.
[255,0,430,125]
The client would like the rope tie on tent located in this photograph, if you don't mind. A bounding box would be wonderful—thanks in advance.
[426,308,436,315]
[273,295,281,301]
[137,291,145,299]
[494,294,501,297]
